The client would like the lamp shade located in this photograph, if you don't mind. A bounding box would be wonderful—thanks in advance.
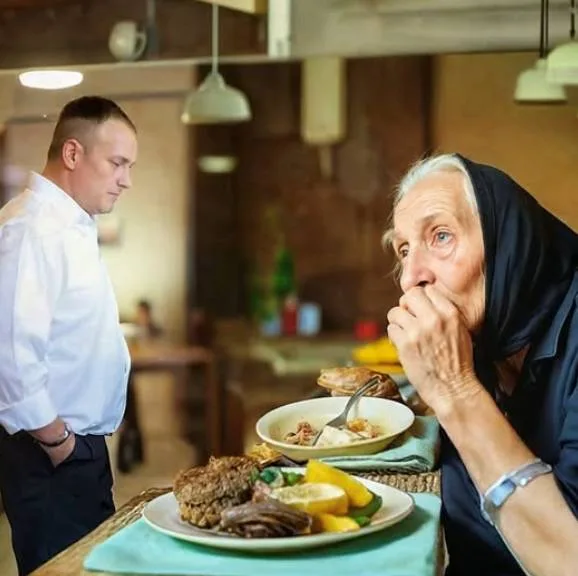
[181,71,251,125]
[198,155,238,173]
[514,58,567,103]
[546,41,578,85]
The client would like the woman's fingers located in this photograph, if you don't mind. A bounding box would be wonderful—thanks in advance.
[386,305,417,332]
[423,285,460,321]
[400,287,437,319]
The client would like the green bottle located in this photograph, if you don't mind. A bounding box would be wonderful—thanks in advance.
[272,246,295,304]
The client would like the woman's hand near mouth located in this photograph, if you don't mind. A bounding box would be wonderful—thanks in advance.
[386,284,482,417]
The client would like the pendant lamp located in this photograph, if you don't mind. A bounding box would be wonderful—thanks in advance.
[547,0,578,85]
[515,0,567,103]
[181,3,251,124]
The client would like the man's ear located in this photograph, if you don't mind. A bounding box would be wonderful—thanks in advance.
[62,139,82,170]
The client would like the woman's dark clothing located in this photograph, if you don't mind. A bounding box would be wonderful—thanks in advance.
[441,156,578,575]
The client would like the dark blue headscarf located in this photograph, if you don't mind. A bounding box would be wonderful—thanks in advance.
[457,155,578,362]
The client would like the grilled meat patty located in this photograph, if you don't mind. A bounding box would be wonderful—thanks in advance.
[173,456,259,529]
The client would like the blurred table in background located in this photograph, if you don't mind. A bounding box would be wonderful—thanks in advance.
[119,340,220,471]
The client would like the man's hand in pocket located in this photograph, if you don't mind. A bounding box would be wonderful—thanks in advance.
[43,433,76,467]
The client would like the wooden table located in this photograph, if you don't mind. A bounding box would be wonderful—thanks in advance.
[30,472,443,576]
[129,342,215,371]
[127,342,223,459]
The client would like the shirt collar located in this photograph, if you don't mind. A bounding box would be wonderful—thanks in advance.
[29,171,95,228]
[531,271,578,362]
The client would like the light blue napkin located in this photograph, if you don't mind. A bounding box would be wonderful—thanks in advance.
[84,493,441,576]
[320,415,439,473]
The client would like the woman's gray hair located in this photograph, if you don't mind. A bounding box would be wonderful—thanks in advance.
[382,153,478,250]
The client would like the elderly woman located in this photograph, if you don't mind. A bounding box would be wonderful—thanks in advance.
[385,154,578,576]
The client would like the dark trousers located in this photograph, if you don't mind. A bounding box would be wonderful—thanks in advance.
[0,429,115,576]
[116,372,144,473]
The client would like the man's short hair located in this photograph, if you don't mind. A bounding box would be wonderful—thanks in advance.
[47,96,136,161]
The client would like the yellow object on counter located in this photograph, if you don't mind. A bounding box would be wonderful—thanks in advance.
[352,337,400,365]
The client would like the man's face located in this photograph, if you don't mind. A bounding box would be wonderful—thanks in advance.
[70,119,137,215]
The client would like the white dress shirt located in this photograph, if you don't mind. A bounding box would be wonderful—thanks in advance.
[0,172,130,435]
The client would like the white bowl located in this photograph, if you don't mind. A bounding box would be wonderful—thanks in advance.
[255,396,415,461]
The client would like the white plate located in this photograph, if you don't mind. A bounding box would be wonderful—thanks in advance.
[142,472,415,553]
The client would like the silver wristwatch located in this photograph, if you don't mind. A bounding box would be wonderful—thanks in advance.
[480,458,553,526]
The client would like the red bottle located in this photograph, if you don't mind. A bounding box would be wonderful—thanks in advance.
[282,295,298,336]
[355,320,379,341]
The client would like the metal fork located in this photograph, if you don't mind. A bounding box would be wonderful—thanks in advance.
[311,375,381,446]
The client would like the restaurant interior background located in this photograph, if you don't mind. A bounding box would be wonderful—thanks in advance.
[1,0,578,573]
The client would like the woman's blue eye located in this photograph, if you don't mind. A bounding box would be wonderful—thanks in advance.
[435,231,451,243]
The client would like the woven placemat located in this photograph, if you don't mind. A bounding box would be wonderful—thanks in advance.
[31,472,441,576]
[358,470,441,496]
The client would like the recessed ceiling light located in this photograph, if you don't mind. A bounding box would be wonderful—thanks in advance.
[18,70,84,90]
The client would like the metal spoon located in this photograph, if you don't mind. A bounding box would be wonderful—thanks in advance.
[311,375,380,446]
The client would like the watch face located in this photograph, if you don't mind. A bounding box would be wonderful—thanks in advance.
[490,478,516,507]
[481,478,516,525]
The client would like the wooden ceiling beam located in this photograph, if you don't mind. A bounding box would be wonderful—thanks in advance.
[194,0,267,15]
[0,0,75,7]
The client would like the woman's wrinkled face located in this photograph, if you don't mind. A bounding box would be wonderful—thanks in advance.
[391,169,486,332]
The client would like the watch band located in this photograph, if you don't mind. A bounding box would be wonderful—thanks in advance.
[480,458,553,526]
[35,423,72,448]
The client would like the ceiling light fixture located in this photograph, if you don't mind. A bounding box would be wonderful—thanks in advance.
[515,0,567,103]
[547,0,578,85]
[181,3,251,124]
[18,70,84,90]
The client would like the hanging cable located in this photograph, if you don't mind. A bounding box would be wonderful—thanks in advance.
[212,3,219,75]
[540,0,547,57]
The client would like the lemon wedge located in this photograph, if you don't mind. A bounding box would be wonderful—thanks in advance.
[305,460,373,507]
[270,483,349,516]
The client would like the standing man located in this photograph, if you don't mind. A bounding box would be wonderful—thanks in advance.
[0,96,137,575]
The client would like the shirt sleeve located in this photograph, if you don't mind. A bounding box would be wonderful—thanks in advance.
[0,225,63,433]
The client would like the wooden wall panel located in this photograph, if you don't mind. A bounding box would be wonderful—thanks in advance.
[0,0,264,68]
[191,56,431,330]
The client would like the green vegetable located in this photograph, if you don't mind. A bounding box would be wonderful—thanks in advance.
[352,515,371,527]
[348,493,382,525]
[282,471,304,486]
[250,468,260,484]
[258,467,304,488]
[260,468,281,484]
[259,467,287,488]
